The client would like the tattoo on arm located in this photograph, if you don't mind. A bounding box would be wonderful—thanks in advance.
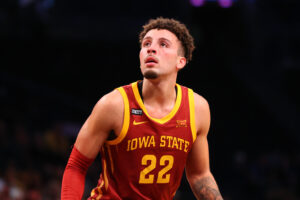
[192,176,223,200]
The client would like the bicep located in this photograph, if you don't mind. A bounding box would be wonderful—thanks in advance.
[74,116,108,160]
[74,90,123,159]
[186,93,211,181]
[186,134,210,182]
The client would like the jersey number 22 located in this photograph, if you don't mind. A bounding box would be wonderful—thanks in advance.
[139,154,174,184]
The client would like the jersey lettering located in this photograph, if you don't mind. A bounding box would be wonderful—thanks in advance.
[127,136,156,151]
[139,154,174,184]
[127,135,190,152]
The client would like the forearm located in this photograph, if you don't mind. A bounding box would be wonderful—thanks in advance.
[190,174,223,200]
[61,166,86,200]
[61,147,94,200]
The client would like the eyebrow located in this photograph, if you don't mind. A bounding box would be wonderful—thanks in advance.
[142,36,172,44]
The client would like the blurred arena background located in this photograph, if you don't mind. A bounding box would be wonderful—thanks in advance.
[0,0,299,199]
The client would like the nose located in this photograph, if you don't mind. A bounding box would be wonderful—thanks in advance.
[147,47,156,54]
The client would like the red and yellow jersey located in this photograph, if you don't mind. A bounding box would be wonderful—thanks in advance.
[89,81,197,200]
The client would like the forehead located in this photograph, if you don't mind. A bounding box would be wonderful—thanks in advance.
[143,29,179,42]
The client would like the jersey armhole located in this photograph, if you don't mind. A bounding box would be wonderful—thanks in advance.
[106,87,130,145]
[188,89,197,143]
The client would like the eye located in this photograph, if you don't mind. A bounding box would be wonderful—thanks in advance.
[160,42,168,47]
[143,41,151,47]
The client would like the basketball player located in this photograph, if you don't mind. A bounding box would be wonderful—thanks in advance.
[61,17,223,200]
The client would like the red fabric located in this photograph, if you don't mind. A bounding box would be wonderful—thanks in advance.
[89,82,194,199]
[61,146,94,200]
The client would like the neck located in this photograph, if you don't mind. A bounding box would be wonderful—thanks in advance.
[141,78,177,110]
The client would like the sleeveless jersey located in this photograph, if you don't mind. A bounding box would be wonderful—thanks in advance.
[89,81,197,200]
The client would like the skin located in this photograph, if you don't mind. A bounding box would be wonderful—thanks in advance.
[73,29,223,200]
[185,94,223,200]
[139,29,186,118]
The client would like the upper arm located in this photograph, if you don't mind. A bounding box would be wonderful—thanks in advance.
[74,89,124,159]
[186,93,212,182]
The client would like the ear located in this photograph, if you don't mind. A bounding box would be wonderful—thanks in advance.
[177,56,187,70]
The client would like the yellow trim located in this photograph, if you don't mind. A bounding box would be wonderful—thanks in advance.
[106,87,130,145]
[90,180,104,199]
[95,181,104,200]
[96,190,103,200]
[90,189,95,198]
[172,191,177,198]
[188,89,197,142]
[103,160,109,190]
[132,81,182,124]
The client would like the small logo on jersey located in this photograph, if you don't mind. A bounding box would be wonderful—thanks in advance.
[131,108,143,115]
[133,120,148,125]
[176,120,187,127]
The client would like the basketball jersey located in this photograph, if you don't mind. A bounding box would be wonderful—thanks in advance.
[89,81,197,200]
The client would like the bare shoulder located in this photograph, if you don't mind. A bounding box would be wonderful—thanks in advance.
[74,88,124,158]
[192,92,211,136]
[93,89,124,113]
[92,88,124,133]
[77,88,124,139]
[193,92,210,113]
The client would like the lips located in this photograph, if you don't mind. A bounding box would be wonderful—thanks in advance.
[145,56,158,64]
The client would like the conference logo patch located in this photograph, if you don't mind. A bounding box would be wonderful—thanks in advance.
[176,120,187,127]
[131,108,143,115]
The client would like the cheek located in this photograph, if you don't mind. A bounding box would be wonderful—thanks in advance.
[164,52,177,63]
[139,50,144,61]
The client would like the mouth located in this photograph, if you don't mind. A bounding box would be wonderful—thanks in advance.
[144,56,158,65]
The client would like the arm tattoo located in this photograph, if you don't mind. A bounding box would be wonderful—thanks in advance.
[192,176,223,200]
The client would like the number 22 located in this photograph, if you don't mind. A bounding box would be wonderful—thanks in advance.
[139,154,174,184]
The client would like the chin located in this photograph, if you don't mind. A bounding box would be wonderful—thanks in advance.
[143,70,159,79]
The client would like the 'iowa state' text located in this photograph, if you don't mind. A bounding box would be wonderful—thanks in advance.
[127,135,190,152]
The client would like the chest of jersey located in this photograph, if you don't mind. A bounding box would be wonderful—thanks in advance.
[90,82,196,200]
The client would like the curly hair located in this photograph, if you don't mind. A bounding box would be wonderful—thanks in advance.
[139,17,195,63]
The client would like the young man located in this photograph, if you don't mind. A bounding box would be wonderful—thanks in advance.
[61,17,223,200]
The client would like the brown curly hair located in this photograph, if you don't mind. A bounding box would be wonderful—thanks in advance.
[139,17,195,63]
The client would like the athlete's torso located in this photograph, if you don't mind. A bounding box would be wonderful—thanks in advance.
[89,81,197,200]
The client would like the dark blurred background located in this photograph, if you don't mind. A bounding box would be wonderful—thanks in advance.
[0,0,299,199]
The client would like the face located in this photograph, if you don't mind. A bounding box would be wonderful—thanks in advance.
[139,29,186,80]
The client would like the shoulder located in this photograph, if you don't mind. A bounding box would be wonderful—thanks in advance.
[180,84,209,111]
[89,89,124,128]
[93,89,124,113]
[192,92,211,137]
[74,88,125,158]
[193,92,210,113]
[93,82,133,112]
